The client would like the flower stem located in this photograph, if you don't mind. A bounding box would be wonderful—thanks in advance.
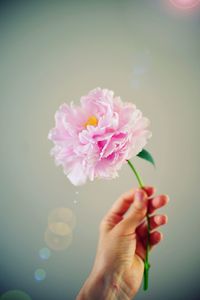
[126,160,144,188]
[126,159,150,291]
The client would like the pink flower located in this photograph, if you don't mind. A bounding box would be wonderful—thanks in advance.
[48,87,152,186]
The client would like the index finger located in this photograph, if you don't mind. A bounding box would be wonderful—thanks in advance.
[142,186,156,198]
[105,186,156,222]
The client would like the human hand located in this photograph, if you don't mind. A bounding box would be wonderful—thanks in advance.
[76,186,169,300]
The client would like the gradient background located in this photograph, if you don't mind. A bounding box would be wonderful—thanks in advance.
[0,0,200,299]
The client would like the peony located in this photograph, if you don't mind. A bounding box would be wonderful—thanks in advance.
[48,87,156,290]
[48,87,152,186]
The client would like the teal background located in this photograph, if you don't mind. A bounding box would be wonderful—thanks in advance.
[0,0,200,299]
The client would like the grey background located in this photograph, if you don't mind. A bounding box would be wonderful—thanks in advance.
[0,0,200,299]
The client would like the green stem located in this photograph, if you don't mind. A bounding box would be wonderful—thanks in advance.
[126,159,150,291]
[126,160,144,188]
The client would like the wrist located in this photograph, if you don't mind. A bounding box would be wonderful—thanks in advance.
[76,269,106,300]
[76,267,133,300]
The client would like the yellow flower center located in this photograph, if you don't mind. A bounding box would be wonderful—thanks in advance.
[84,115,98,128]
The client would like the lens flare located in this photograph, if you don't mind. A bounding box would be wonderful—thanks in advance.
[48,207,76,230]
[170,0,200,9]
[73,191,79,204]
[48,222,72,236]
[39,247,51,260]
[131,49,151,90]
[34,268,46,281]
[0,290,32,300]
[44,228,73,251]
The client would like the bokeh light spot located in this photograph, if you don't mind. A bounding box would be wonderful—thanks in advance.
[39,247,51,260]
[34,268,46,281]
[131,49,151,90]
[44,228,73,251]
[48,222,72,236]
[133,65,147,76]
[0,290,32,300]
[48,207,76,230]
[73,191,79,204]
[132,78,140,89]
[170,0,200,9]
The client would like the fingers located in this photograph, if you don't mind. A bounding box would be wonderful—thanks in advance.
[118,189,148,234]
[100,186,156,232]
[142,186,156,198]
[150,231,163,246]
[136,230,163,261]
[144,231,163,251]
[110,189,135,217]
[110,185,155,218]
[136,194,169,237]
[137,214,168,238]
[100,189,134,231]
[148,194,169,214]
[106,185,155,219]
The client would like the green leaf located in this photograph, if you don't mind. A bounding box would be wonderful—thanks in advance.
[137,149,156,167]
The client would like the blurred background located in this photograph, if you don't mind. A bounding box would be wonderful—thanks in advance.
[0,0,200,299]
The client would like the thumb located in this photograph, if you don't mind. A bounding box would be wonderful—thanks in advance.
[119,189,148,234]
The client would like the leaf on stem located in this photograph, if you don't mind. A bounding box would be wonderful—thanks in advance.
[137,149,156,167]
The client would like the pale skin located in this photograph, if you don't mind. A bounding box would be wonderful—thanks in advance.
[76,186,169,300]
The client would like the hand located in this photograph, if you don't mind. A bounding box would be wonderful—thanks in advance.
[76,186,169,299]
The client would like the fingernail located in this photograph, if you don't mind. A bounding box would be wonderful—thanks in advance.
[155,215,163,225]
[134,190,147,209]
